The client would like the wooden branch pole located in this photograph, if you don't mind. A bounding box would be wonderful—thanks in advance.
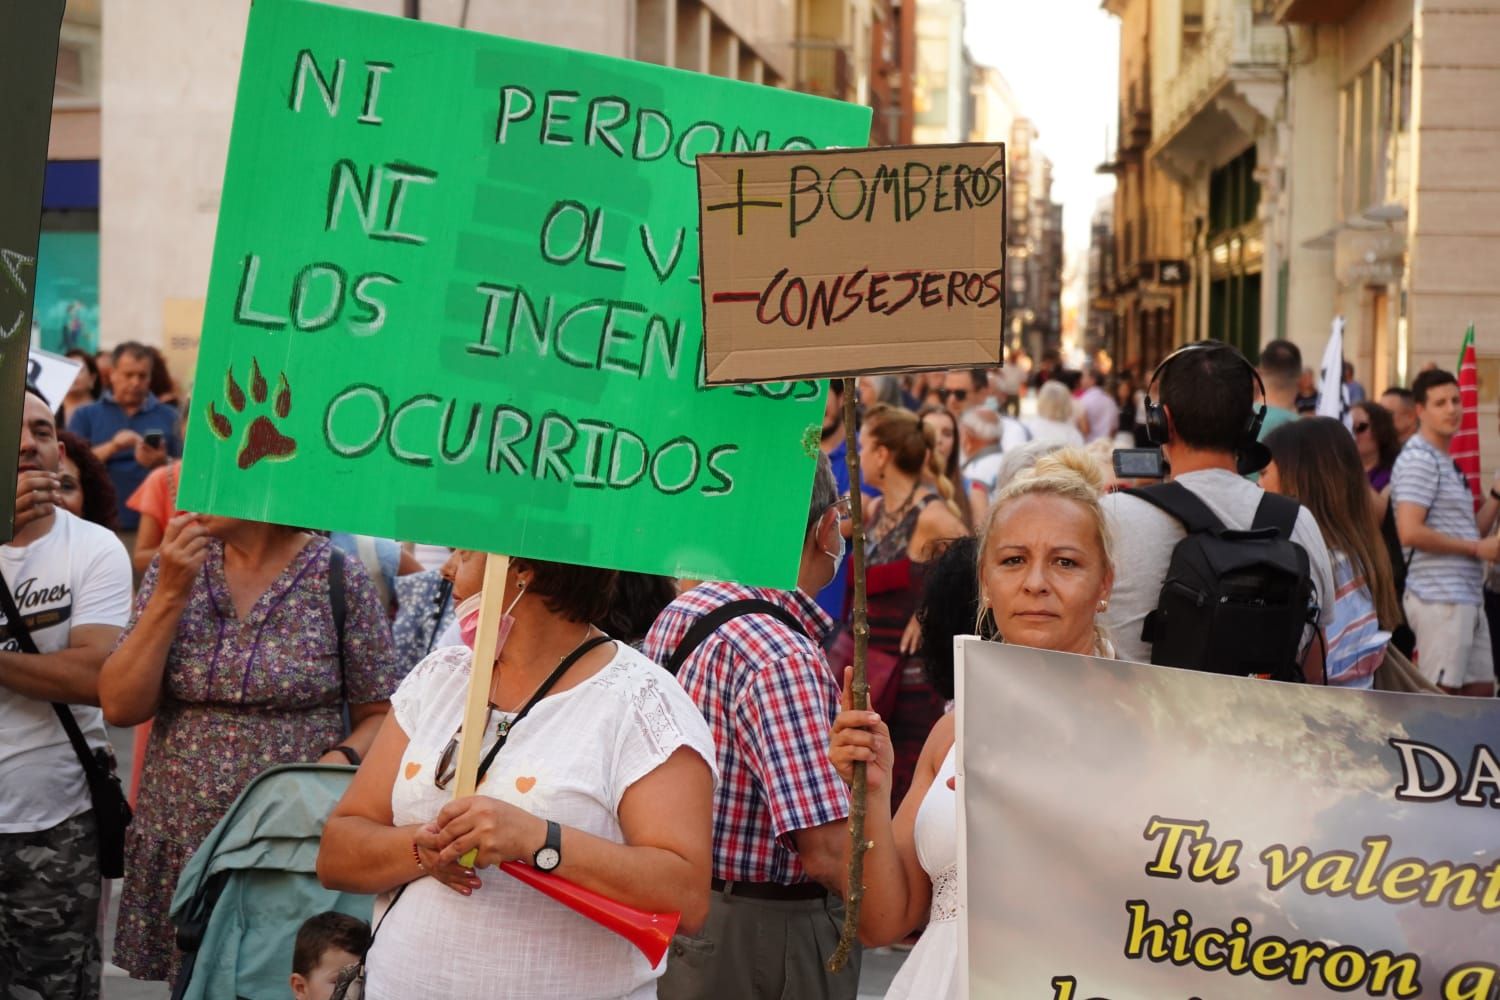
[829,377,869,972]
[453,553,511,868]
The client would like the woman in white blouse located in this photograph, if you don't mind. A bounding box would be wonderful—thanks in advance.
[318,550,716,1000]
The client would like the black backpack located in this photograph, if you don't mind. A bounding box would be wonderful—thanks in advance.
[1124,483,1317,682]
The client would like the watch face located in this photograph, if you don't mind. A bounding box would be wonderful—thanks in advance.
[535,847,561,871]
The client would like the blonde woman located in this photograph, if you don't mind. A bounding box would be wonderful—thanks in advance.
[829,449,1113,999]
[1022,381,1086,448]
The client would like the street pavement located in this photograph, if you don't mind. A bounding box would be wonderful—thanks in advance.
[99,725,908,999]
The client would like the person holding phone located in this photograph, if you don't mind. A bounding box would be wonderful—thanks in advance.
[127,406,190,577]
[67,342,181,544]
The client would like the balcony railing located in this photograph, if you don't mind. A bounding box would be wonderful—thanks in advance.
[1152,0,1287,145]
[792,39,853,101]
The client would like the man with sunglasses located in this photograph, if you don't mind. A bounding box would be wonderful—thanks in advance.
[646,453,860,999]
[939,369,990,420]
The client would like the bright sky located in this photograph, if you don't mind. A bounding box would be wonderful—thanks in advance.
[965,0,1120,260]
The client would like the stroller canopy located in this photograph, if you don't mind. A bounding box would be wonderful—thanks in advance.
[169,764,373,1000]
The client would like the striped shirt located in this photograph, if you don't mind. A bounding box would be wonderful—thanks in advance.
[642,581,847,885]
[1325,552,1389,688]
[1391,434,1483,605]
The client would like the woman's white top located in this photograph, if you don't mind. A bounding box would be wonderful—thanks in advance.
[884,744,960,1000]
[1021,415,1086,448]
[366,642,717,1000]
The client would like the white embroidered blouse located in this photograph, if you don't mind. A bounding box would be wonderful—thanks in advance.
[365,642,717,1000]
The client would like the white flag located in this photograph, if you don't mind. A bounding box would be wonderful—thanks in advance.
[1316,316,1350,426]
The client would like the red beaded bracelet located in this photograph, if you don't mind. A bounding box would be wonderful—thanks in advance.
[411,840,424,870]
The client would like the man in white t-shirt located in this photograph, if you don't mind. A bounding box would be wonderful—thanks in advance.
[1,389,131,999]
[1100,344,1335,668]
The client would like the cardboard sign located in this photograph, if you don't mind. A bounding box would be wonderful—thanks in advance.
[0,0,65,542]
[956,639,1500,999]
[161,298,204,393]
[697,143,1005,384]
[176,1,871,589]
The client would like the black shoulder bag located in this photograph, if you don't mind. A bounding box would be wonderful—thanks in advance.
[0,574,133,878]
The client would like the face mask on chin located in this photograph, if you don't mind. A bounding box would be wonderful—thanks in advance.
[454,584,526,660]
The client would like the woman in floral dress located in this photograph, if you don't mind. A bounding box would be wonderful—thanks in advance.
[99,514,399,982]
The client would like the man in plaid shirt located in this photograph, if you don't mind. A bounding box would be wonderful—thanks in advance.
[646,453,859,999]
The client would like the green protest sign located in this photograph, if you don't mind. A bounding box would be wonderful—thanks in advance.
[0,0,65,543]
[178,0,871,587]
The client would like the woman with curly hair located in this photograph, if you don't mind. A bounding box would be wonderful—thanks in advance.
[55,430,119,530]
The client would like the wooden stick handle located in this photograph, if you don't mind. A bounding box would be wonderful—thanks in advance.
[453,554,511,866]
[829,379,869,972]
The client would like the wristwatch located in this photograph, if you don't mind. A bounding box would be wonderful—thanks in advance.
[533,820,562,872]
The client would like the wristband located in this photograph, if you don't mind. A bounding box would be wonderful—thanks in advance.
[411,840,425,870]
[327,745,361,766]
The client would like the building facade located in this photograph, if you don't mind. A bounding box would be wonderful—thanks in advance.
[1004,120,1065,359]
[867,0,916,145]
[1097,0,1190,376]
[911,0,966,144]
[1086,197,1119,356]
[967,62,1064,358]
[1110,0,1500,430]
[1273,0,1500,395]
[1145,0,1287,363]
[28,0,102,359]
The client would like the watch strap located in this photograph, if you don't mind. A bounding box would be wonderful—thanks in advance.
[534,819,562,870]
[328,745,361,766]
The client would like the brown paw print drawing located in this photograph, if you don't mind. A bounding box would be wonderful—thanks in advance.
[207,358,297,470]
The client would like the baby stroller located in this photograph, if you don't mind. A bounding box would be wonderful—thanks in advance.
[169,764,373,1000]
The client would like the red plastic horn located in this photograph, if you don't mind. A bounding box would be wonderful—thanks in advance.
[499,861,680,966]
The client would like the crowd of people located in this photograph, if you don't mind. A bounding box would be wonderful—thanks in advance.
[3,335,1497,1000]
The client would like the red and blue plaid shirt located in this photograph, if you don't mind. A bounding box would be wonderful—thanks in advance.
[643,581,847,885]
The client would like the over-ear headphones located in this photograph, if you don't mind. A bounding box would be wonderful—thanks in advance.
[1142,342,1268,471]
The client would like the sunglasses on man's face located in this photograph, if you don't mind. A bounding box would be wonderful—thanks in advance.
[936,388,968,403]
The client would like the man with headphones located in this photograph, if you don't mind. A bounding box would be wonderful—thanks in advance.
[1100,341,1336,667]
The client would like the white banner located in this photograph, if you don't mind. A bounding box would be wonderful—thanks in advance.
[957,638,1500,999]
